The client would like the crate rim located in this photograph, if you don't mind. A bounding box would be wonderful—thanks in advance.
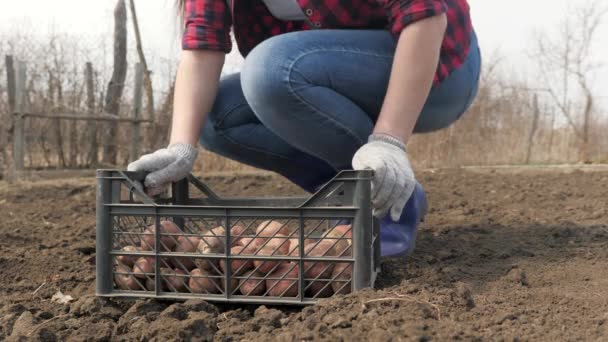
[96,168,374,210]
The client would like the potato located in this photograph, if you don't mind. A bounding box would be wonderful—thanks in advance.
[146,268,187,292]
[237,237,260,252]
[287,238,316,257]
[195,227,226,271]
[304,240,335,279]
[238,271,266,296]
[227,277,239,294]
[219,245,254,275]
[287,238,300,257]
[256,220,289,237]
[266,262,299,297]
[189,268,221,294]
[198,226,226,253]
[193,257,219,273]
[254,220,289,247]
[253,235,290,274]
[267,234,290,250]
[175,236,200,253]
[139,240,152,252]
[193,258,220,273]
[230,224,247,247]
[116,245,140,267]
[145,276,156,291]
[146,267,189,292]
[132,257,154,279]
[114,264,143,290]
[140,220,183,251]
[306,280,334,298]
[163,268,188,292]
[172,236,200,270]
[331,262,352,294]
[323,225,352,257]
[145,267,177,291]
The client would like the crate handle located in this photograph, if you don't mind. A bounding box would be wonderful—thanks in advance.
[123,170,148,182]
[298,169,373,208]
[118,171,157,205]
[118,171,220,203]
[187,174,220,200]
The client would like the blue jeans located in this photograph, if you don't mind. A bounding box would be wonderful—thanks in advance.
[201,29,481,192]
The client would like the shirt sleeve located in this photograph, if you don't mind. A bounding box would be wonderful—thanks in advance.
[181,0,232,53]
[379,0,448,36]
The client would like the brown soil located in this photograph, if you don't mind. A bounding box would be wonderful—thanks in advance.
[1,168,607,341]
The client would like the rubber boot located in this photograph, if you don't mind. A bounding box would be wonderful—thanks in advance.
[379,182,428,257]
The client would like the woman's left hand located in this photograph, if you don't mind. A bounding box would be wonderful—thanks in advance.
[352,133,417,221]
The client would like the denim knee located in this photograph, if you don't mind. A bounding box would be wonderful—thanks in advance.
[199,116,222,151]
[199,73,246,150]
[241,35,294,123]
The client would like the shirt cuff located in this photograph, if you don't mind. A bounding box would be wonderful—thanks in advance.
[387,0,448,36]
[182,27,232,53]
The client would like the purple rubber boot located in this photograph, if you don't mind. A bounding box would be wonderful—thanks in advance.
[295,171,426,257]
[379,182,428,257]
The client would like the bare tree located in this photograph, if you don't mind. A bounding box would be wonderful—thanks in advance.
[103,0,128,165]
[48,71,67,168]
[533,0,607,162]
[525,94,540,164]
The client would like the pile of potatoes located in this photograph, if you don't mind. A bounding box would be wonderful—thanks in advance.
[113,220,353,298]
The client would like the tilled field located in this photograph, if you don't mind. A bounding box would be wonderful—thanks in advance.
[1,168,607,341]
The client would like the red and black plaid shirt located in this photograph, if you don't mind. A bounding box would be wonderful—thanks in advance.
[182,0,472,84]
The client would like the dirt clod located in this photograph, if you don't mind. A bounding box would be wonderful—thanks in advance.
[253,306,285,328]
[453,282,475,309]
[508,268,530,287]
[8,311,35,338]
[144,311,217,341]
[69,297,98,315]
[181,299,219,315]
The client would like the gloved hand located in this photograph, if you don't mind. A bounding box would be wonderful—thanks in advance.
[127,143,198,196]
[352,133,417,221]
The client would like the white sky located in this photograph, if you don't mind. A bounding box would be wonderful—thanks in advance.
[0,0,607,104]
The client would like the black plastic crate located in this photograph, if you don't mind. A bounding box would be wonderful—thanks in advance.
[96,169,379,305]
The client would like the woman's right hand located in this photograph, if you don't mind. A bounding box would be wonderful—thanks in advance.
[128,47,223,196]
[127,143,198,196]
[129,50,222,195]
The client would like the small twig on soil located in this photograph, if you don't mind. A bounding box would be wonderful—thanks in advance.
[363,293,442,321]
[32,282,47,296]
[26,314,70,337]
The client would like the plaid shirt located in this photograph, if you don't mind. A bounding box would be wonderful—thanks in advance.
[183,0,472,83]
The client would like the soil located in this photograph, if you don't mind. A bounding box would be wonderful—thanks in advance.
[1,168,607,341]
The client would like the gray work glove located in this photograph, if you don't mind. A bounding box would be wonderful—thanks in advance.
[352,133,416,221]
[127,143,198,196]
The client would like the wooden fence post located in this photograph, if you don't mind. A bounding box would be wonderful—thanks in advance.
[85,62,98,166]
[13,60,26,171]
[6,56,16,111]
[103,0,128,165]
[2,56,17,180]
[130,63,144,162]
